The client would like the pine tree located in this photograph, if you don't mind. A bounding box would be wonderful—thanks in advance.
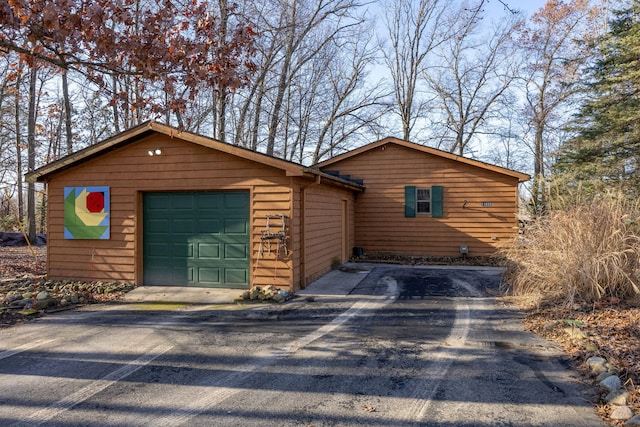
[555,3,640,196]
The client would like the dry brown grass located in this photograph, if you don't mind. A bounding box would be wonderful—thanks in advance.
[501,192,640,308]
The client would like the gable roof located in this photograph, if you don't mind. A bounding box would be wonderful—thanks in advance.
[25,121,364,191]
[315,137,531,183]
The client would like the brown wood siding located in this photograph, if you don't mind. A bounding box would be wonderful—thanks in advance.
[300,185,354,286]
[290,182,302,289]
[45,134,296,287]
[323,143,520,257]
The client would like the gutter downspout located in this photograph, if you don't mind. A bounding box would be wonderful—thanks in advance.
[299,174,322,289]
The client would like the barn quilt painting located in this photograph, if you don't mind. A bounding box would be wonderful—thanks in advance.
[64,187,110,239]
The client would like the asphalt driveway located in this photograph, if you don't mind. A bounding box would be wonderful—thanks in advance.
[0,264,605,426]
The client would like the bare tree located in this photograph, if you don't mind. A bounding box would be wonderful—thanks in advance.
[381,0,448,141]
[219,0,378,160]
[516,0,601,211]
[424,2,522,156]
[308,35,391,163]
[262,0,364,156]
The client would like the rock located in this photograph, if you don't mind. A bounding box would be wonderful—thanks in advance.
[70,294,79,304]
[606,390,629,406]
[5,293,23,304]
[241,290,250,300]
[600,375,622,392]
[610,405,634,421]
[597,371,613,382]
[587,356,607,373]
[36,291,49,300]
[626,414,640,425]
[59,299,69,307]
[22,292,33,299]
[279,290,290,299]
[37,298,55,308]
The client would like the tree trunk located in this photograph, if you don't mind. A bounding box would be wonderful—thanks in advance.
[216,92,227,142]
[14,69,24,221]
[532,121,546,214]
[61,69,73,154]
[27,67,38,242]
[214,0,229,142]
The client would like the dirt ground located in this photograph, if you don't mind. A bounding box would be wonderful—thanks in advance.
[1,246,639,424]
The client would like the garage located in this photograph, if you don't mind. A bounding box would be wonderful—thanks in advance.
[143,191,250,288]
[24,121,363,290]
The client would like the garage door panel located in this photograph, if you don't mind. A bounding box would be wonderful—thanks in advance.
[198,268,221,284]
[143,191,249,288]
[146,242,170,257]
[147,194,170,209]
[224,217,248,234]
[225,243,248,260]
[167,242,192,258]
[171,266,193,283]
[225,269,248,284]
[224,192,248,208]
[197,219,221,234]
[170,193,195,209]
[172,219,194,234]
[198,243,221,259]
[145,265,172,284]
[146,218,170,234]
[197,193,223,209]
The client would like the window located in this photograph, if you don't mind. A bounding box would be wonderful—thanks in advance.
[416,188,431,214]
[404,185,443,218]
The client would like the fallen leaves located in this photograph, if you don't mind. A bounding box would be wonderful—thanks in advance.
[0,246,46,278]
[524,302,640,424]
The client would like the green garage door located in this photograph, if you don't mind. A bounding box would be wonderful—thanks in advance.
[143,191,250,288]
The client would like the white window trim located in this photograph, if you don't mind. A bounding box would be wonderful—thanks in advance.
[416,187,431,214]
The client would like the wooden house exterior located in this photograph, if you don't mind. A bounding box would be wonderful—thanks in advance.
[26,122,362,291]
[27,124,529,291]
[315,138,530,257]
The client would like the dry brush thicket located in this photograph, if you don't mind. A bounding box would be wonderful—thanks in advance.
[501,193,640,307]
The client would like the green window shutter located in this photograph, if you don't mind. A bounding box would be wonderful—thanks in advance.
[404,186,416,217]
[431,185,443,218]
